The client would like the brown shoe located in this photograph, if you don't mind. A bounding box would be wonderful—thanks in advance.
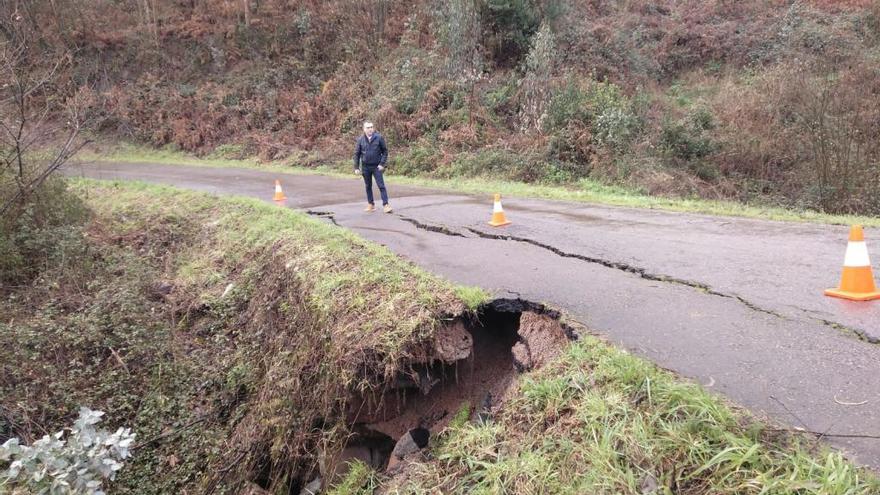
[364,204,375,212]
[383,204,393,213]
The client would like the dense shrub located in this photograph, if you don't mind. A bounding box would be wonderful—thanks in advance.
[788,65,880,214]
[481,0,540,67]
[708,60,880,213]
[660,107,716,163]
[445,149,581,184]
[390,142,443,176]
[659,107,719,181]
[543,79,636,134]
[482,76,519,117]
[7,0,880,214]
[0,177,90,284]
[540,77,640,167]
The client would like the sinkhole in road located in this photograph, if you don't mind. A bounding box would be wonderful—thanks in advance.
[318,300,576,488]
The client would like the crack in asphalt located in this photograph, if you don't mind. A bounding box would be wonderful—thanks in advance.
[324,212,874,343]
[398,216,467,237]
[394,214,785,319]
[465,226,787,318]
[808,315,879,344]
[306,210,339,226]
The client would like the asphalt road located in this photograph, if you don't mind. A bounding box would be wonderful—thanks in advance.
[66,161,880,469]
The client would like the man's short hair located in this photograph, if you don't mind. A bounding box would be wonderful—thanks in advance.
[363,121,374,129]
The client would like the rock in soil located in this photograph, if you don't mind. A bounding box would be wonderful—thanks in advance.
[432,321,473,362]
[149,281,174,300]
[300,476,322,495]
[511,312,568,372]
[387,428,430,471]
[640,472,659,494]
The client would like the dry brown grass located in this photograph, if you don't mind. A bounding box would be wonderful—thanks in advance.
[10,0,880,214]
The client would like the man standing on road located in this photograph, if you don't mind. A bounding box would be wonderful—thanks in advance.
[353,121,392,213]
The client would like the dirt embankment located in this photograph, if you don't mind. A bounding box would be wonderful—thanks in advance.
[0,182,577,495]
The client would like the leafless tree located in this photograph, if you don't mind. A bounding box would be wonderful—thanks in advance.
[349,0,390,46]
[519,22,556,131]
[791,64,880,213]
[139,0,160,45]
[442,0,483,82]
[0,30,91,217]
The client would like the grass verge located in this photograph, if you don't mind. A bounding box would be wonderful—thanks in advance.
[2,178,876,494]
[1,178,480,493]
[76,142,880,227]
[384,338,880,494]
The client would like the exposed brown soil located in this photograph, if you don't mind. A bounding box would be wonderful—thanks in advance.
[334,300,576,484]
[512,311,570,372]
[365,307,521,441]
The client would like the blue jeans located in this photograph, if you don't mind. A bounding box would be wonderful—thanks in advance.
[362,166,389,205]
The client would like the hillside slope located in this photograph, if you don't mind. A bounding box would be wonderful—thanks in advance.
[4,0,880,214]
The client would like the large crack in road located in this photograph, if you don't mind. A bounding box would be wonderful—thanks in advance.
[397,214,786,319]
[69,161,880,470]
[321,209,874,345]
[399,214,880,345]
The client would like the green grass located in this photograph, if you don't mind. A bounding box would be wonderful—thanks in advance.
[326,460,380,495]
[78,142,880,227]
[3,178,469,493]
[390,338,880,494]
[78,142,277,170]
[72,177,464,348]
[5,178,877,494]
[454,286,491,310]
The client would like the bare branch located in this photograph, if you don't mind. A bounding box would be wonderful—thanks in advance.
[0,31,89,218]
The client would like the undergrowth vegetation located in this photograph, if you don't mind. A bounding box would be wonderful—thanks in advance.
[385,339,880,494]
[0,180,471,493]
[1,180,877,493]
[5,0,880,215]
[0,177,90,285]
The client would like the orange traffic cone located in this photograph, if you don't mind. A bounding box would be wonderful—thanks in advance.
[273,180,287,202]
[825,225,880,301]
[488,193,511,227]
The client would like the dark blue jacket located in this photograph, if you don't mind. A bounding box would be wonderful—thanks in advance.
[353,133,388,169]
